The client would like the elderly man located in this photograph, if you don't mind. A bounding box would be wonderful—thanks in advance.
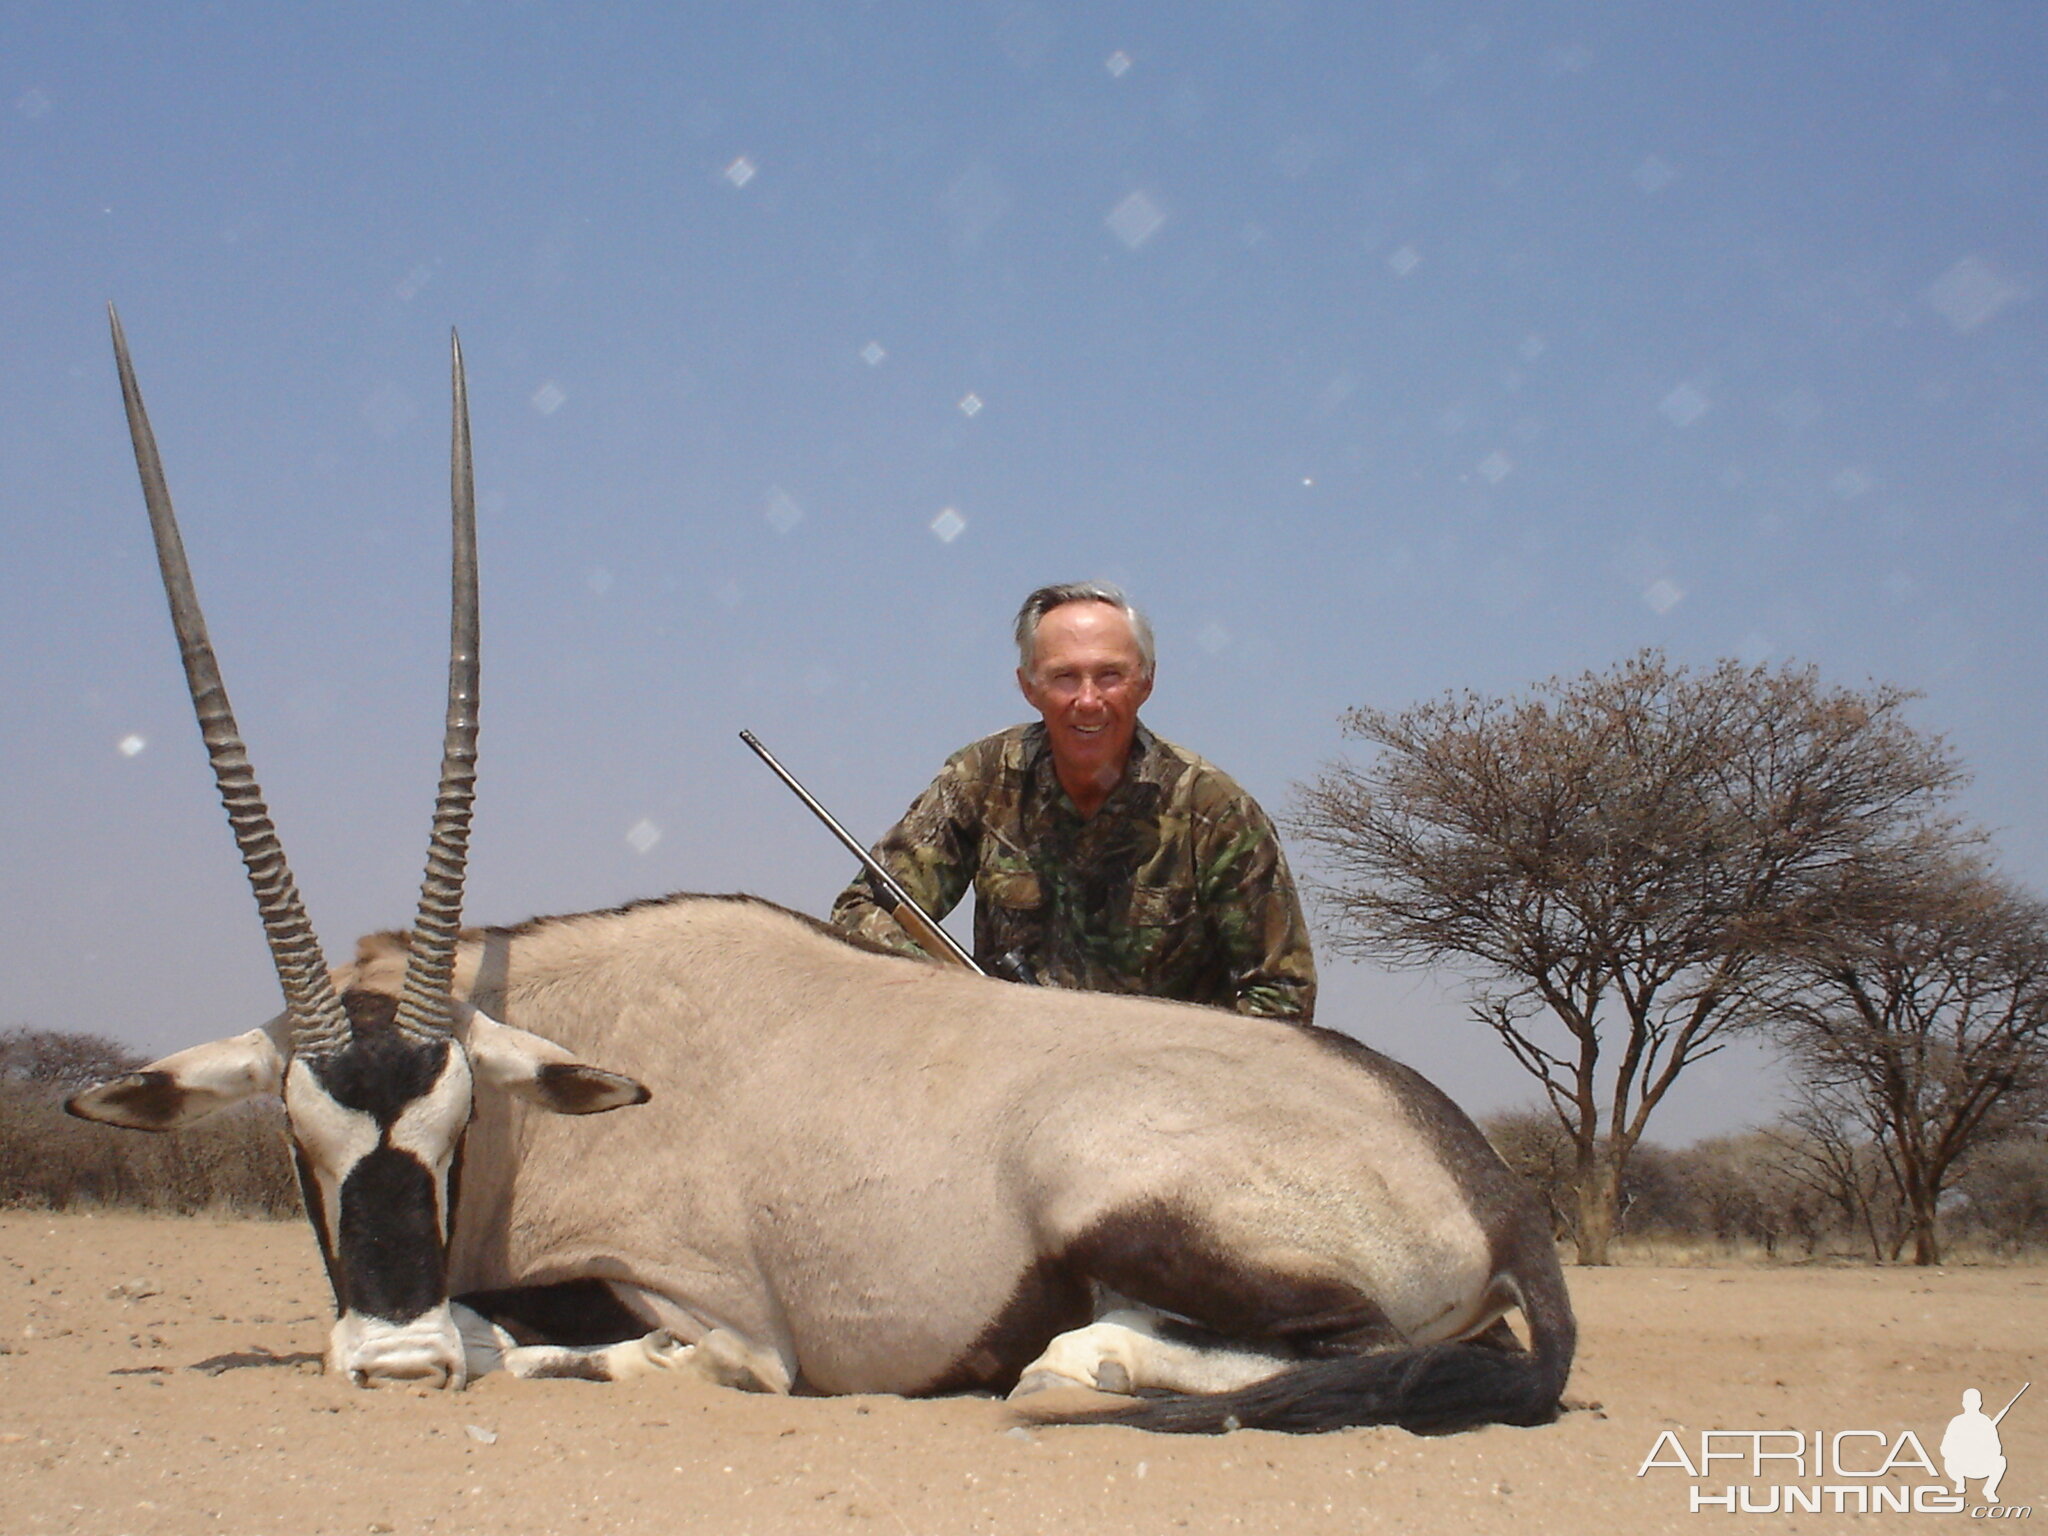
[830,581,1316,1021]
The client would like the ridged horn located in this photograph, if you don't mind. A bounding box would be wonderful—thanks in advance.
[108,305,352,1058]
[390,331,479,1043]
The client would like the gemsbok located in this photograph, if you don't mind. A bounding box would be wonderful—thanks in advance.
[68,312,1574,1434]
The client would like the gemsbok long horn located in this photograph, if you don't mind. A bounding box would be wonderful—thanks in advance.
[108,305,352,1057]
[391,331,479,1044]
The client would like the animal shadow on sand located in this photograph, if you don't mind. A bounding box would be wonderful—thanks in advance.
[177,1345,325,1377]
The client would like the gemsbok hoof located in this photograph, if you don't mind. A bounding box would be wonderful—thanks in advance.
[1093,1359,1132,1394]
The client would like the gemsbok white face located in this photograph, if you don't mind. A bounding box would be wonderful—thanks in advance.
[67,312,647,1388]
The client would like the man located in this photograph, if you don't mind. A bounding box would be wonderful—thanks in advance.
[830,581,1316,1021]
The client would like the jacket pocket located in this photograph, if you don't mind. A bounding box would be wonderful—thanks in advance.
[1128,884,1197,931]
[980,868,1044,912]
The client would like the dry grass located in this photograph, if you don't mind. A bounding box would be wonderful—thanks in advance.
[1594,1233,2048,1268]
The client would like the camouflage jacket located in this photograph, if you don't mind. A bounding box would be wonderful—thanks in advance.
[829,723,1317,1021]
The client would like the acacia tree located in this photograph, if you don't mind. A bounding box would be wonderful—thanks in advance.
[1761,1107,1902,1261]
[1292,651,1960,1264]
[1769,859,2048,1265]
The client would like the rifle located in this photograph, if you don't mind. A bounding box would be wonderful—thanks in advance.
[738,730,984,975]
[1993,1383,2030,1426]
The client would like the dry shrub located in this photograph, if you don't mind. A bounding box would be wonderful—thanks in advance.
[1481,1109,1578,1240]
[1481,1106,2048,1263]
[0,1027,299,1218]
[1946,1135,2048,1257]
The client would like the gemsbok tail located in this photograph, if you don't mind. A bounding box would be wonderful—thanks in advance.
[1039,1259,1575,1436]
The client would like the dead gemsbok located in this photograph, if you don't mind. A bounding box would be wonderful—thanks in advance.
[68,313,1574,1434]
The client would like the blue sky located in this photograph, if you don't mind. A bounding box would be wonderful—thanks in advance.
[3,2,2041,1142]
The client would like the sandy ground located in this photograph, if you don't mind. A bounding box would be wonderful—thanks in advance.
[0,1213,2041,1536]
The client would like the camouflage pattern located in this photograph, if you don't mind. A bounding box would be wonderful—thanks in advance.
[830,723,1317,1021]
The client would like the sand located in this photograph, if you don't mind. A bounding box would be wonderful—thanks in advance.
[1,1212,2041,1535]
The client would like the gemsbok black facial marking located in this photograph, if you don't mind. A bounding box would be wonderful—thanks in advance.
[289,1012,469,1326]
[333,1142,453,1323]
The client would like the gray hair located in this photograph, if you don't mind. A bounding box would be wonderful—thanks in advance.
[1013,581,1156,679]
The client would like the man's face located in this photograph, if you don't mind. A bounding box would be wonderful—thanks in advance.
[1017,601,1154,799]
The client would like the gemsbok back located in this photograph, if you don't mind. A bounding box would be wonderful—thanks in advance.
[68,313,1574,1434]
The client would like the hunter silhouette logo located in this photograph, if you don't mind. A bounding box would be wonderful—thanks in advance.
[1637,1380,2031,1516]
[1943,1383,2025,1507]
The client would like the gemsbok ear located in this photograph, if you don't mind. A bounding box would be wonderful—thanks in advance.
[64,1026,288,1131]
[463,1010,650,1116]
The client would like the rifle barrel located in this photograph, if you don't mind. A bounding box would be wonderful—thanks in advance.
[739,730,983,975]
[1993,1382,2029,1425]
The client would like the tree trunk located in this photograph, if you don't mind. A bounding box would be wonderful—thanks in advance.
[1574,1157,1622,1266]
[1907,1192,1943,1266]
[1899,1152,1943,1266]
